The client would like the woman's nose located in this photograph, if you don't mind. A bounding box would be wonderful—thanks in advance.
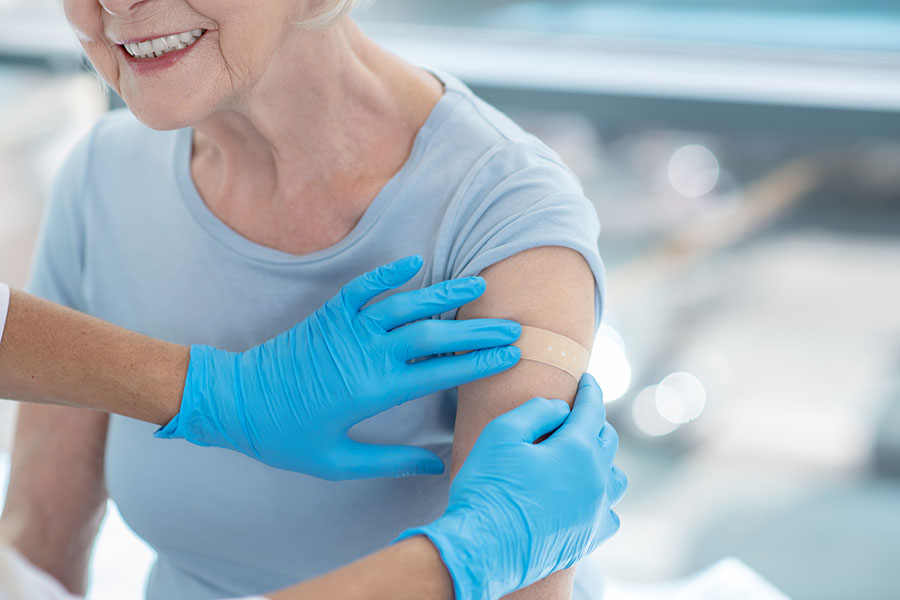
[97,0,150,17]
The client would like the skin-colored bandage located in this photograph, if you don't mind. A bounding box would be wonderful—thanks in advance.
[513,326,589,381]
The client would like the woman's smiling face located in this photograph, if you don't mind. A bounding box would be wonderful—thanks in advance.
[64,0,300,129]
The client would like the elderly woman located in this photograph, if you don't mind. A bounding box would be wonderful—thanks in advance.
[3,0,605,599]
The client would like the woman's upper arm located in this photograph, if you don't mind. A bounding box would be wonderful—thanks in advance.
[2,405,110,594]
[1,126,107,594]
[452,245,598,600]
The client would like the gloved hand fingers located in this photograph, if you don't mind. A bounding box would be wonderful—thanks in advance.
[596,421,620,470]
[609,510,622,536]
[336,440,445,479]
[484,396,571,443]
[391,318,521,360]
[399,346,521,402]
[340,256,424,313]
[609,465,628,507]
[362,276,488,331]
[552,373,606,440]
[586,510,622,557]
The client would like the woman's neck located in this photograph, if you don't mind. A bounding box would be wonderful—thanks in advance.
[190,19,443,254]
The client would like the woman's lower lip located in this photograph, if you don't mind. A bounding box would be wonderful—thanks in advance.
[121,32,205,75]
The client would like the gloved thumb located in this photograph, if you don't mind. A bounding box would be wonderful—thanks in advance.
[485,397,571,444]
[337,440,446,479]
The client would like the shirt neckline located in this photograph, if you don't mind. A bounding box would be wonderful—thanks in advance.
[175,69,466,266]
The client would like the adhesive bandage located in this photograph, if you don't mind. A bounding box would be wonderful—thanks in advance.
[512,326,589,380]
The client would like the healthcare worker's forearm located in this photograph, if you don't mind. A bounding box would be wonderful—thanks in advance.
[0,287,188,424]
[266,536,453,600]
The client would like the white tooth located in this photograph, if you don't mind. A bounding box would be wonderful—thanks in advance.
[176,42,187,50]
[128,43,139,55]
[191,29,203,37]
[165,35,180,47]
[178,31,194,43]
[138,41,153,55]
[152,38,167,52]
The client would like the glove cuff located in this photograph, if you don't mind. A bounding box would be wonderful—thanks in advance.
[394,510,512,600]
[154,344,233,449]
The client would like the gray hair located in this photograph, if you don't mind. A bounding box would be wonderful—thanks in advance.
[296,0,370,29]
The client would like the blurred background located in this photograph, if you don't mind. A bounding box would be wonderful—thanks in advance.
[1,0,898,598]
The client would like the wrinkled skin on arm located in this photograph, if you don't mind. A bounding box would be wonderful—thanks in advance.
[1,406,109,595]
[453,246,597,600]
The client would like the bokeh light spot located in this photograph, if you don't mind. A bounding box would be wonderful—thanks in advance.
[658,371,707,424]
[588,323,632,403]
[632,385,680,437]
[668,144,720,197]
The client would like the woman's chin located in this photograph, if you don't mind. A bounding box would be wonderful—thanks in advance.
[124,100,205,132]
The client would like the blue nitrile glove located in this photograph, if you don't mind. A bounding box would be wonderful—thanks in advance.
[397,374,627,600]
[156,255,522,480]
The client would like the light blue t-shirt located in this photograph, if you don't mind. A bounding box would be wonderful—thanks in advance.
[29,71,605,600]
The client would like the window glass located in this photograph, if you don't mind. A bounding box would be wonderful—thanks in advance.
[357,0,900,52]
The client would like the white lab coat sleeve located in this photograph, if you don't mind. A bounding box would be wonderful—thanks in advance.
[0,543,273,600]
[0,282,9,347]
[0,543,83,600]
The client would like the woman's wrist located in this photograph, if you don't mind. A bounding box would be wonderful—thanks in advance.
[396,510,507,600]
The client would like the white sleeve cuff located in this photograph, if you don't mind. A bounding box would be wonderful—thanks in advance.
[0,282,9,346]
[1,543,85,600]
